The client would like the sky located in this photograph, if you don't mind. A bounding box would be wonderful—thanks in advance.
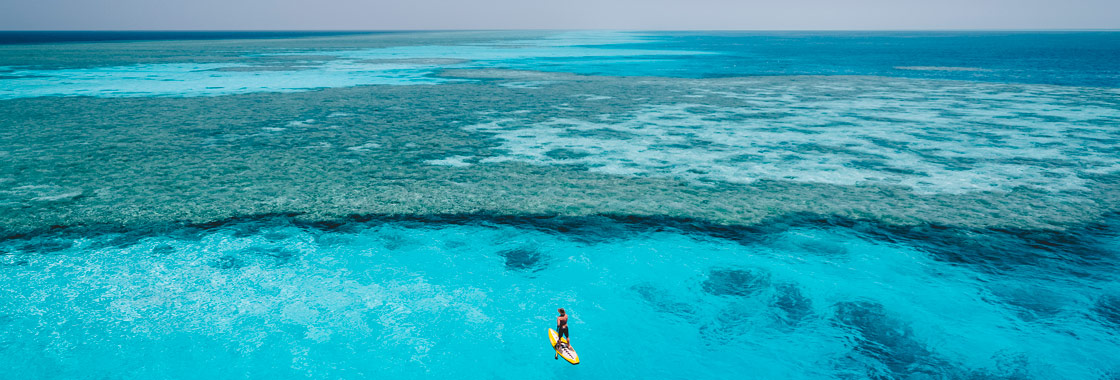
[1,0,1118,30]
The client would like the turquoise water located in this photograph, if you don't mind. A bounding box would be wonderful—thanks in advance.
[4,216,1118,378]
[2,31,1119,379]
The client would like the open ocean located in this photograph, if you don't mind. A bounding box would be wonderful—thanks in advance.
[1,31,1119,379]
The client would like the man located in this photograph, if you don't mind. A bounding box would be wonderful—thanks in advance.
[555,308,569,360]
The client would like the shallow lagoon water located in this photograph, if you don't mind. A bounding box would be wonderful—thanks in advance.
[0,31,707,98]
[3,216,1118,379]
[2,31,1120,379]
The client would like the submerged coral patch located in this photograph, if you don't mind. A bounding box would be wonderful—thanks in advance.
[1094,294,1120,327]
[497,247,547,272]
[772,283,814,322]
[702,268,771,297]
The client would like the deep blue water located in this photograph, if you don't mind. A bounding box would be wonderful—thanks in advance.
[1,31,1118,379]
[505,31,1120,87]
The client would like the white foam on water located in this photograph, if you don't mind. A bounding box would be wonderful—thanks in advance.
[346,142,382,152]
[286,119,316,127]
[574,94,613,101]
[424,155,474,167]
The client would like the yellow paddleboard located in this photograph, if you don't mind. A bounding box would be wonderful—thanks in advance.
[549,328,579,365]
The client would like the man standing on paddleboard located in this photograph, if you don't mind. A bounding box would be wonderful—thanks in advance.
[555,308,569,360]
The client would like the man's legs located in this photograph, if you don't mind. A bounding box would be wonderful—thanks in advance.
[555,327,569,359]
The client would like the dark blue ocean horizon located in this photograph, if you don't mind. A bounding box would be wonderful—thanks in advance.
[2,30,1118,86]
[533,31,1120,87]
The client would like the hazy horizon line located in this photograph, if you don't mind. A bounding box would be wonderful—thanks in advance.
[2,28,1119,32]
